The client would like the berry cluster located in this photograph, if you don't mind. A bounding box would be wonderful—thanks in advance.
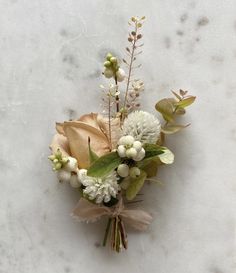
[103,53,125,82]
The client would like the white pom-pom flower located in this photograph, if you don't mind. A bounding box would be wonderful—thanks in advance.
[78,170,120,204]
[122,110,161,144]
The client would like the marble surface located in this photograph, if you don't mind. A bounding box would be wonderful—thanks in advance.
[0,0,236,272]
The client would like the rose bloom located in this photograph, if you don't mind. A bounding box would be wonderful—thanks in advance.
[50,113,121,169]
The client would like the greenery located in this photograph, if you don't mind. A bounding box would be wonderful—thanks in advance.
[87,152,121,177]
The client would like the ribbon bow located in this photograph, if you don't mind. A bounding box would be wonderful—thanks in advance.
[71,198,153,231]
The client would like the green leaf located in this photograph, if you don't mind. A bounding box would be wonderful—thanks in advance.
[126,170,147,200]
[155,98,176,122]
[158,148,174,164]
[176,96,196,108]
[161,124,189,135]
[141,160,159,178]
[87,152,121,177]
[143,143,164,159]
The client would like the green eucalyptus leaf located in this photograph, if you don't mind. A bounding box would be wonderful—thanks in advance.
[87,152,121,177]
[175,107,186,115]
[155,98,176,122]
[143,143,164,159]
[126,170,147,200]
[176,96,196,108]
[161,124,189,135]
[158,148,174,164]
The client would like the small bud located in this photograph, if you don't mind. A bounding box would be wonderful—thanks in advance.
[137,23,142,28]
[110,57,117,64]
[129,167,141,178]
[61,157,69,164]
[106,53,113,61]
[131,17,136,22]
[117,164,129,178]
[48,155,56,161]
[55,162,62,170]
[131,31,136,36]
[104,61,111,68]
[137,34,142,39]
[128,37,133,42]
[53,158,59,163]
[55,149,62,158]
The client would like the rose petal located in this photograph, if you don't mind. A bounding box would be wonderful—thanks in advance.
[63,121,110,169]
[78,113,101,130]
[50,133,71,157]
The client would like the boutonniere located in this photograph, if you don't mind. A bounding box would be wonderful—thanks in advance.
[48,16,196,252]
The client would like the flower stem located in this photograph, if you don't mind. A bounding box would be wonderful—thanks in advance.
[115,76,120,113]
[102,218,112,247]
[123,23,138,113]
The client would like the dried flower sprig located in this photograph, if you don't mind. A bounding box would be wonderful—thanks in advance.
[122,16,145,116]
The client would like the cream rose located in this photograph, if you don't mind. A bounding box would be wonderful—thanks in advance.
[50,113,121,169]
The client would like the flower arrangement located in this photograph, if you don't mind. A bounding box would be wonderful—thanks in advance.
[48,16,196,252]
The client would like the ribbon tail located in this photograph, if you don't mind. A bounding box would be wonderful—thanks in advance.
[71,198,110,223]
[121,209,153,231]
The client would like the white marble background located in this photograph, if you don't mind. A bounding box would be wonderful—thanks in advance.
[0,0,236,272]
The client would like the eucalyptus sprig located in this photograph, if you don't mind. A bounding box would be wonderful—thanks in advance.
[155,89,196,135]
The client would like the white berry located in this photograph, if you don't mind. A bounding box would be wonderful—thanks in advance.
[70,174,80,188]
[77,169,87,182]
[116,68,126,82]
[104,68,113,78]
[129,167,141,178]
[117,145,126,157]
[57,169,71,182]
[133,141,142,152]
[117,164,129,177]
[133,147,145,161]
[126,147,138,158]
[64,157,78,172]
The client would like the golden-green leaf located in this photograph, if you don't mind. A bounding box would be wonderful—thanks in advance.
[158,148,174,164]
[176,96,196,108]
[155,98,176,122]
[126,170,147,200]
[175,107,186,115]
[141,160,159,178]
[161,124,189,135]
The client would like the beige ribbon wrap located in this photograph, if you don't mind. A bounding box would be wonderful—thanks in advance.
[71,198,153,231]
